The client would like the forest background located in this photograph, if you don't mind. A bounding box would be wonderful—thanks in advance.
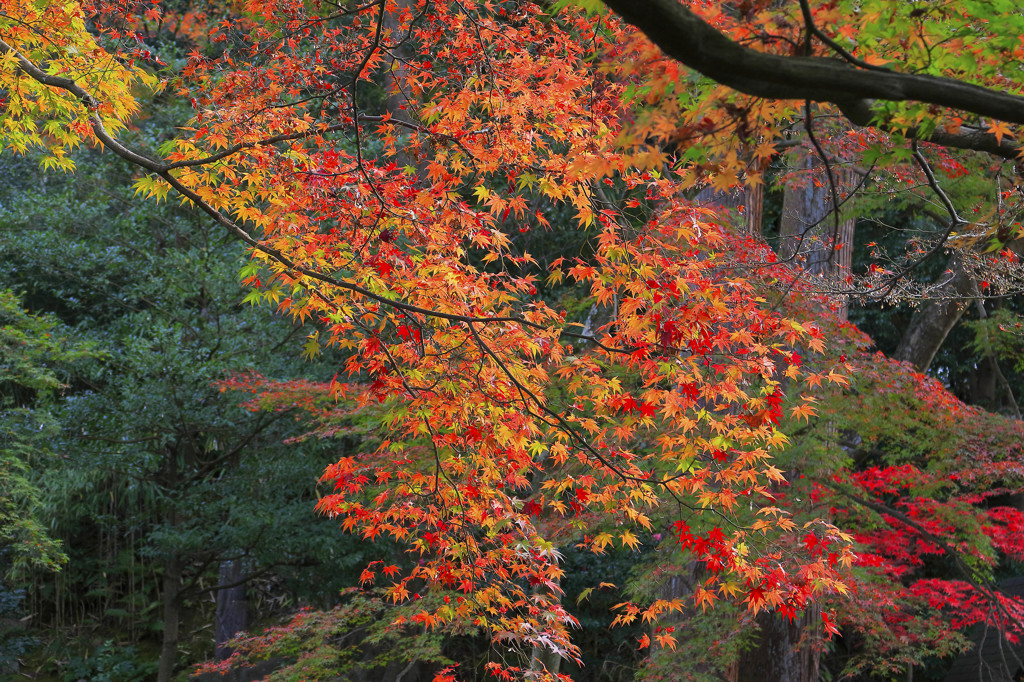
[2,0,1024,681]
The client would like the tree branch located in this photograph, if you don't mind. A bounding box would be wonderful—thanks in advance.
[602,0,1024,157]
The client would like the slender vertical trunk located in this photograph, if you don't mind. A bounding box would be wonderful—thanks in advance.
[829,185,856,322]
[733,146,845,682]
[382,0,413,121]
[381,0,417,169]
[970,299,1021,416]
[528,571,562,679]
[743,182,764,236]
[157,554,182,682]
[158,448,181,682]
[529,634,562,679]
[646,568,693,675]
[645,563,738,679]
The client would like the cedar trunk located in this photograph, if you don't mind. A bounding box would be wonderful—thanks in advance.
[215,559,249,661]
[732,606,821,682]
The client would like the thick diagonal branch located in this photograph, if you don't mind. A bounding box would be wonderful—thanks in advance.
[602,0,1024,157]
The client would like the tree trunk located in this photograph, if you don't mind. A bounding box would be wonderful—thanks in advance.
[779,154,830,267]
[694,181,764,235]
[744,181,764,235]
[967,299,1021,416]
[645,563,736,679]
[529,636,562,679]
[381,0,417,169]
[528,561,562,679]
[215,559,248,661]
[158,446,182,682]
[894,236,1024,374]
[732,605,821,682]
[726,147,843,682]
[779,154,856,320]
[892,255,976,372]
[157,554,182,682]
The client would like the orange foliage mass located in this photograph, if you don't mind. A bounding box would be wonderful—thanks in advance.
[25,0,1024,677]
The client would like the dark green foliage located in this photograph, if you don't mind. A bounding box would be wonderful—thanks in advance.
[0,289,97,578]
[0,146,365,676]
[0,587,35,673]
[560,545,647,682]
[59,641,159,682]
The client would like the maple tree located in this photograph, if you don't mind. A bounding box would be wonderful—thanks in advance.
[755,319,1024,679]
[4,0,1024,679]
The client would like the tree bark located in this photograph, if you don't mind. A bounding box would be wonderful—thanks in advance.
[724,150,839,682]
[600,0,1024,162]
[892,255,975,372]
[733,605,821,682]
[645,563,725,678]
[215,559,249,661]
[157,445,182,682]
[381,0,417,169]
[528,555,562,678]
[779,150,856,320]
[157,554,182,682]
[744,182,764,236]
[694,181,763,235]
[972,299,1021,417]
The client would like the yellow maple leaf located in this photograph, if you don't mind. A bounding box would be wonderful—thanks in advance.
[620,529,641,550]
[988,120,1015,145]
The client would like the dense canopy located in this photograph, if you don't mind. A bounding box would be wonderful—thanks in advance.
[2,0,1024,680]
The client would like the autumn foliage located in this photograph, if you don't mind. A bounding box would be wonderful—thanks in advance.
[4,0,1024,679]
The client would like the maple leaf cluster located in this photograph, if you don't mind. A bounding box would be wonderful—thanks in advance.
[6,0,1024,679]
